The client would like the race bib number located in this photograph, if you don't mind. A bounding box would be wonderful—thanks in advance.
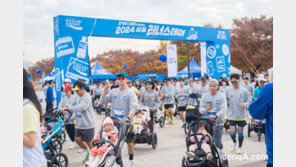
[133,121,142,126]
[179,97,186,101]
[114,108,124,118]
[186,105,195,109]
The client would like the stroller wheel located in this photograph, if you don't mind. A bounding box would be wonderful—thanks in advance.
[183,124,188,135]
[152,133,158,149]
[50,138,63,154]
[181,157,186,167]
[49,152,69,167]
[60,131,66,144]
[159,116,165,128]
[248,123,251,137]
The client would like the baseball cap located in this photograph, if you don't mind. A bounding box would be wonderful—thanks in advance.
[201,76,207,81]
[117,72,128,78]
[64,85,72,91]
[64,78,71,83]
[72,85,80,91]
[208,79,219,85]
[258,77,267,82]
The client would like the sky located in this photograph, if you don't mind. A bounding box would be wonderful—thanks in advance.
[23,0,273,63]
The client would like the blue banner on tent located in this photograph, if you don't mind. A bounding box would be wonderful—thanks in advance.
[137,73,158,81]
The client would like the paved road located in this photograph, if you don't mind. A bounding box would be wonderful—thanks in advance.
[61,113,267,167]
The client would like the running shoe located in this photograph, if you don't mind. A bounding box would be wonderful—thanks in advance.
[70,142,78,150]
[230,142,237,151]
[128,160,135,167]
[237,147,243,154]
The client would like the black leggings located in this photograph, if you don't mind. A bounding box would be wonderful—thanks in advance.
[65,124,76,142]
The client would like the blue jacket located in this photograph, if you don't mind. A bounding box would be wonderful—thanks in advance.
[248,83,273,164]
[46,87,54,103]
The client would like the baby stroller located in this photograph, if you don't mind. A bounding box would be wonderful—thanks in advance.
[184,93,201,135]
[133,106,158,149]
[90,117,132,167]
[181,117,229,167]
[42,109,71,167]
[248,118,266,142]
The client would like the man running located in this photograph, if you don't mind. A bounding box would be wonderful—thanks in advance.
[226,74,252,154]
[100,72,138,167]
[199,79,227,156]
[241,76,254,96]
[161,78,175,124]
[61,81,95,161]
[197,76,209,95]
[175,78,189,127]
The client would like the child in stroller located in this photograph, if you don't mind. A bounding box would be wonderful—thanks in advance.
[182,117,229,167]
[133,106,158,149]
[187,120,213,160]
[85,117,119,167]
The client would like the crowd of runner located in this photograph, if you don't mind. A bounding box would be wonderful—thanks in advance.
[23,68,273,167]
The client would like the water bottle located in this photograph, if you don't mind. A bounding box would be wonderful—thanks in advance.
[77,36,87,59]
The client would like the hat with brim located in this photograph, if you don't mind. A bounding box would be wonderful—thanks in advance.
[72,85,80,91]
[117,72,128,78]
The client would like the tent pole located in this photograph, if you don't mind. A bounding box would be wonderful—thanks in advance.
[187,42,190,78]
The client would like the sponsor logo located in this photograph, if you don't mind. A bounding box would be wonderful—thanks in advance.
[55,36,75,58]
[240,94,244,98]
[217,30,226,39]
[123,96,127,101]
[186,28,198,40]
[216,56,226,72]
[222,44,229,56]
[66,58,89,83]
[207,46,216,59]
[66,18,83,30]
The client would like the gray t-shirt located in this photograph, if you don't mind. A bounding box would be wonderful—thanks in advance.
[139,90,160,109]
[199,92,227,126]
[197,85,210,95]
[175,86,189,107]
[241,82,254,95]
[68,93,95,129]
[58,95,76,124]
[161,85,175,104]
[225,86,252,120]
[100,87,138,118]
[187,86,199,106]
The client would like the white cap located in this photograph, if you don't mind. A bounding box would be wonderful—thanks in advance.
[258,77,267,82]
[208,79,219,85]
[64,78,71,83]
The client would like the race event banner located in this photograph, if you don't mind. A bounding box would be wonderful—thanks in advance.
[200,42,207,77]
[53,15,231,103]
[167,44,178,77]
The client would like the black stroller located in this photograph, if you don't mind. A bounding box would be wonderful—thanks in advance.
[184,93,201,135]
[89,117,132,167]
[133,106,158,149]
[248,118,266,142]
[181,117,229,167]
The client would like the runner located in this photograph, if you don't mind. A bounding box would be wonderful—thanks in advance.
[127,80,140,98]
[199,79,227,157]
[161,78,175,125]
[197,76,209,96]
[252,77,267,101]
[139,81,146,94]
[139,80,160,133]
[61,81,95,161]
[218,79,228,95]
[241,77,254,96]
[226,74,252,154]
[45,80,55,114]
[100,72,138,167]
[175,78,189,127]
[55,85,77,149]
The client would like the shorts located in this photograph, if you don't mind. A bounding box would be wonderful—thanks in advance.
[75,128,95,142]
[178,106,186,111]
[164,104,174,109]
[229,120,247,127]
[125,124,135,143]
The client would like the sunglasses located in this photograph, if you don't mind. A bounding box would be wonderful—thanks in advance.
[117,76,125,80]
[231,81,238,84]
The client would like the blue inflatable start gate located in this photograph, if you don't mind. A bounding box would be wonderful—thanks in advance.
[53,15,231,103]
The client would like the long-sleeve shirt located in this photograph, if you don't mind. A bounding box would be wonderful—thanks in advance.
[225,86,252,120]
[68,93,95,129]
[241,82,254,95]
[58,95,76,124]
[197,85,209,95]
[218,86,227,95]
[99,87,138,118]
[175,86,189,107]
[161,85,175,104]
[139,90,160,109]
[46,87,54,103]
[187,86,200,106]
[199,92,227,126]
[248,83,273,164]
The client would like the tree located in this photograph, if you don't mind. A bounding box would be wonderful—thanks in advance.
[28,57,55,80]
[230,15,273,78]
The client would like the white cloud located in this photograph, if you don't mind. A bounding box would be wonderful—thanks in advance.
[23,0,273,63]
